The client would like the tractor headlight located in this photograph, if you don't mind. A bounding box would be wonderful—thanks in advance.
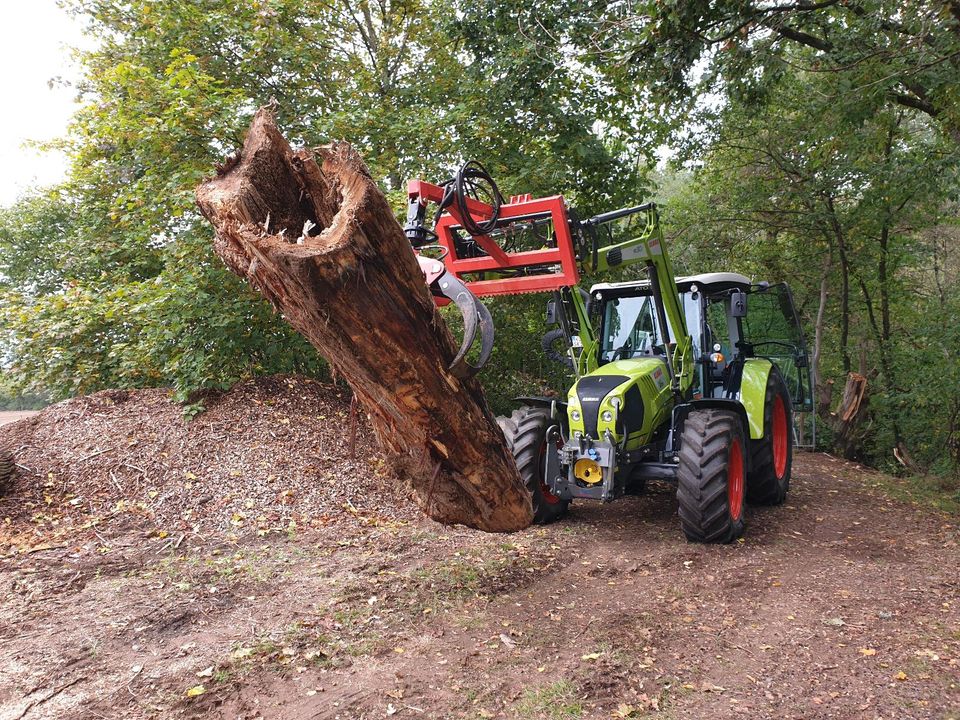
[571,409,581,422]
[601,410,614,423]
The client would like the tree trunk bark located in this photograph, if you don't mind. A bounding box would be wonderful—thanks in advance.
[195,107,532,532]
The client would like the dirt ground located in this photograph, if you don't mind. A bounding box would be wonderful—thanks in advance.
[0,381,958,720]
[0,411,39,427]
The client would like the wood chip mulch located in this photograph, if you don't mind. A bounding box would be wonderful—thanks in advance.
[0,375,419,548]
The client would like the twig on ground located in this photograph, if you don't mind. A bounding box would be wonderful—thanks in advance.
[13,675,86,720]
[23,543,69,554]
[77,447,116,463]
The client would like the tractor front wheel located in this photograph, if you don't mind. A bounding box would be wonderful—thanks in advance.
[497,406,569,524]
[676,410,746,543]
[747,368,793,505]
[0,447,14,495]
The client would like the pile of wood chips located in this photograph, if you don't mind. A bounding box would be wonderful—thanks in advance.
[0,375,419,547]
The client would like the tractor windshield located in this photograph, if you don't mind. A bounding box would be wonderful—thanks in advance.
[741,283,813,412]
[600,292,702,363]
[601,296,659,361]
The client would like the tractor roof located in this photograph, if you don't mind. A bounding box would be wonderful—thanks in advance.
[590,272,751,295]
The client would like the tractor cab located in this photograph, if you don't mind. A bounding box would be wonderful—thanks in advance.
[591,273,812,413]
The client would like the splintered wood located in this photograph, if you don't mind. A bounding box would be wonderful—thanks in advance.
[196,108,531,532]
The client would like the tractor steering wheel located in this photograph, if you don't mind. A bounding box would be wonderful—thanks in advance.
[612,339,633,361]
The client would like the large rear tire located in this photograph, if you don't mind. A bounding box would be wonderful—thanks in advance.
[0,447,14,495]
[747,367,793,505]
[676,410,746,543]
[497,406,569,524]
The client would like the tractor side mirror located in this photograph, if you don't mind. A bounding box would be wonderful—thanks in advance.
[731,291,748,318]
[546,299,557,325]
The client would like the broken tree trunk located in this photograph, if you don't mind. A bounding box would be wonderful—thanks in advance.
[817,372,869,460]
[196,108,532,532]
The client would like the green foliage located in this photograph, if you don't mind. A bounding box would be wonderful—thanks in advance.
[583,0,960,148]
[0,0,637,403]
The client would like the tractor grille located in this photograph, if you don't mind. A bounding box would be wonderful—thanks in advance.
[576,375,628,439]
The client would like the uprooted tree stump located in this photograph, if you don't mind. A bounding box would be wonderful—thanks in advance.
[195,108,532,532]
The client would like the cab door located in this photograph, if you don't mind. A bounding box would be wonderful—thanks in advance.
[741,284,813,412]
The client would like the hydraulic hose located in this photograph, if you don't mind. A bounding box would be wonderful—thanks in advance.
[434,160,504,237]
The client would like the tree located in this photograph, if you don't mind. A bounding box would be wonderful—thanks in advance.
[0,0,639,403]
[662,40,960,468]
[196,109,533,531]
[580,0,960,145]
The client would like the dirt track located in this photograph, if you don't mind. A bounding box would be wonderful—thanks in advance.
[2,447,958,719]
[0,411,39,427]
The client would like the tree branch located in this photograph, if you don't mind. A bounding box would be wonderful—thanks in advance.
[769,23,834,51]
[890,90,939,117]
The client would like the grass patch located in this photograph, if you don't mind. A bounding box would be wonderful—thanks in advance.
[865,471,960,515]
[513,681,583,719]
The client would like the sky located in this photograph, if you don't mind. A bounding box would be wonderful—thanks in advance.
[0,1,92,207]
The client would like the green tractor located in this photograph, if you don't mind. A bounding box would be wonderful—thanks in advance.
[495,207,813,542]
[404,165,811,542]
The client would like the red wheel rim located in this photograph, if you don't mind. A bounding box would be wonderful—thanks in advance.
[728,438,744,521]
[539,439,562,505]
[772,394,788,479]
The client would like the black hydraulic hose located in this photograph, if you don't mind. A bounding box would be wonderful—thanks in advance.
[542,328,574,369]
[434,160,504,238]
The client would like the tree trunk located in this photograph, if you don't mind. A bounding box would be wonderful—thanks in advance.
[195,107,532,532]
[832,372,869,460]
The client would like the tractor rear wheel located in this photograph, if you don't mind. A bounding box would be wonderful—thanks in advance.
[676,410,746,543]
[747,368,793,505]
[0,447,14,495]
[497,406,569,524]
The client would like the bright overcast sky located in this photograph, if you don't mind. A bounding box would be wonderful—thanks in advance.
[0,1,92,207]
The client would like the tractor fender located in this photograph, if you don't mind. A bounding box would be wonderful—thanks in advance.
[737,358,774,441]
[671,398,752,469]
[513,396,567,412]
[512,396,568,429]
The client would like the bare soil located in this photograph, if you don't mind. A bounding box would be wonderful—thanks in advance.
[0,378,957,720]
[0,411,39,427]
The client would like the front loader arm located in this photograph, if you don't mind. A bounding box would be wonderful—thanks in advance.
[404,164,692,394]
[581,205,694,399]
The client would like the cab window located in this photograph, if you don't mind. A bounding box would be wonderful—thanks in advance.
[601,296,659,361]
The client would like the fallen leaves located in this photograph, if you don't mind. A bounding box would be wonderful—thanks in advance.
[699,681,726,693]
[859,648,877,656]
[185,685,206,698]
[612,694,660,716]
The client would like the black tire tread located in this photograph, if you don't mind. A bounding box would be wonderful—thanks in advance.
[747,367,793,505]
[497,406,568,524]
[676,410,745,543]
[0,447,14,494]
